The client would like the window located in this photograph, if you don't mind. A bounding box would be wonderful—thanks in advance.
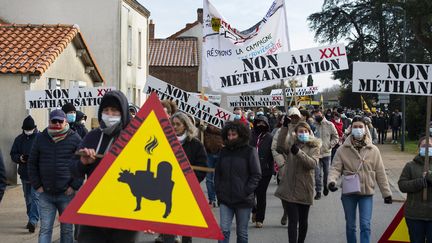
[138,31,142,68]
[127,25,132,65]
[48,78,61,89]
[133,88,137,104]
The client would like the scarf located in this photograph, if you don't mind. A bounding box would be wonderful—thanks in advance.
[351,136,367,152]
[48,123,70,143]
[177,133,187,144]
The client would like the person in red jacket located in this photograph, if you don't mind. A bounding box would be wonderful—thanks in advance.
[331,112,344,163]
[233,107,249,127]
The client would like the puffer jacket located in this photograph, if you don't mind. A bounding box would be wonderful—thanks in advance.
[314,118,339,157]
[10,129,38,181]
[274,126,321,205]
[328,133,392,198]
[28,129,82,194]
[250,115,274,177]
[398,155,432,220]
[215,138,261,208]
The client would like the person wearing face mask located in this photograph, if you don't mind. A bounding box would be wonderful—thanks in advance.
[398,136,432,243]
[10,115,40,233]
[247,110,255,129]
[327,116,392,243]
[249,115,274,228]
[62,103,88,139]
[162,112,208,243]
[330,112,344,162]
[76,110,87,126]
[215,121,261,243]
[312,110,339,200]
[70,90,138,243]
[233,107,249,127]
[376,112,387,144]
[28,110,83,243]
[275,121,320,243]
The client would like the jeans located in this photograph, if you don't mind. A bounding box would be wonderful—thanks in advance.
[341,194,373,243]
[38,191,74,243]
[392,128,399,141]
[406,218,432,243]
[252,175,272,223]
[219,204,251,243]
[282,200,310,243]
[22,181,40,226]
[206,153,218,203]
[315,156,330,193]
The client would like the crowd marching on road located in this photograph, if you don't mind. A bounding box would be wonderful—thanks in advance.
[1,90,432,243]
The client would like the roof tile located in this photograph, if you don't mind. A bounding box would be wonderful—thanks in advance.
[149,38,198,67]
[0,24,78,75]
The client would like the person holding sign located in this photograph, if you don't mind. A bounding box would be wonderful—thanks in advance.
[327,116,392,243]
[215,121,261,243]
[70,90,138,243]
[275,120,320,243]
[398,136,432,243]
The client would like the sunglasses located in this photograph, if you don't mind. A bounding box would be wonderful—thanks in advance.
[50,119,64,124]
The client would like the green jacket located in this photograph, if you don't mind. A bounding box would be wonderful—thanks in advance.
[398,155,432,220]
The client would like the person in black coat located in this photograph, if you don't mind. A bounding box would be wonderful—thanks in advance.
[249,115,274,228]
[376,112,388,144]
[0,149,6,203]
[71,90,138,243]
[62,103,88,139]
[28,109,82,243]
[10,115,40,232]
[215,121,261,243]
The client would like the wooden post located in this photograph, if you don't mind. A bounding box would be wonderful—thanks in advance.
[199,88,206,143]
[423,96,431,201]
[281,79,289,112]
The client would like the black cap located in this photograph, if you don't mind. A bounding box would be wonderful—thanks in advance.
[22,115,36,130]
[100,96,121,111]
[62,103,76,114]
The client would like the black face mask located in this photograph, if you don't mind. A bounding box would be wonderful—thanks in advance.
[255,125,268,134]
[315,116,323,123]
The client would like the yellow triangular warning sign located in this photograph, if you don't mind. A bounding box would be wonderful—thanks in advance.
[60,93,223,240]
[378,203,410,243]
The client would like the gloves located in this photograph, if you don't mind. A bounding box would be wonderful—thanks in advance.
[290,144,299,155]
[384,196,392,204]
[328,182,338,192]
[283,115,291,127]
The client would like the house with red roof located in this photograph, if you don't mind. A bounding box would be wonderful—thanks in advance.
[0,24,104,183]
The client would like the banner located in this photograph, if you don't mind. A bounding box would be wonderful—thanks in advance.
[227,95,284,108]
[352,62,432,96]
[144,76,234,129]
[189,93,221,105]
[203,0,290,92]
[206,44,348,93]
[25,87,115,109]
[270,86,319,96]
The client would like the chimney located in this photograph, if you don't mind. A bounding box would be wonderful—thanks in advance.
[149,19,155,39]
[197,8,203,23]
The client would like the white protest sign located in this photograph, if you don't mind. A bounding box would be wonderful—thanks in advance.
[227,95,284,108]
[203,0,290,91]
[144,76,234,129]
[270,86,319,96]
[206,44,348,94]
[189,93,222,105]
[352,62,432,96]
[25,87,115,109]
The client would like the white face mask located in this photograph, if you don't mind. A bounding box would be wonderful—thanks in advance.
[80,120,86,125]
[101,113,121,127]
[24,129,34,135]
[352,128,365,139]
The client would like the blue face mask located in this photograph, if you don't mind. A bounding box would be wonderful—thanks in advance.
[298,133,309,143]
[352,128,365,139]
[419,147,432,157]
[66,113,76,123]
[234,114,241,120]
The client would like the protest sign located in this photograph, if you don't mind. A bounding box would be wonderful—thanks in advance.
[352,62,432,96]
[227,95,284,108]
[203,0,290,92]
[25,87,115,109]
[206,44,348,93]
[144,76,234,129]
[270,86,319,96]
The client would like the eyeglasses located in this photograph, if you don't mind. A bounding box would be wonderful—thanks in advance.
[50,119,64,124]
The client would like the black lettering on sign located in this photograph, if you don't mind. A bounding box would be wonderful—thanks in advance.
[387,64,429,80]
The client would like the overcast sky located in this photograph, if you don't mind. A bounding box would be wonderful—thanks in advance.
[140,0,340,90]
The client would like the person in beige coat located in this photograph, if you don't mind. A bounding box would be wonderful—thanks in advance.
[275,120,320,243]
[271,107,303,226]
[327,116,392,243]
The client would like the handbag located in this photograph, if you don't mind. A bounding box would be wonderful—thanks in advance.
[342,160,364,194]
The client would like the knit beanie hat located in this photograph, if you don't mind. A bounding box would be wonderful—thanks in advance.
[100,96,121,111]
[22,115,36,130]
[62,103,76,114]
